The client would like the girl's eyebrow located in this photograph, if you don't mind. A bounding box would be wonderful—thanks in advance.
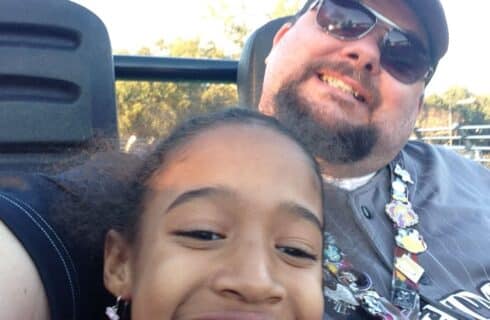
[278,202,323,231]
[165,186,323,231]
[165,186,236,213]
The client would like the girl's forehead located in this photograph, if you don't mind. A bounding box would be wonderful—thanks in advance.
[147,123,322,217]
[164,123,311,171]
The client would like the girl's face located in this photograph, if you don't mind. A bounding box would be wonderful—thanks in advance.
[104,124,324,320]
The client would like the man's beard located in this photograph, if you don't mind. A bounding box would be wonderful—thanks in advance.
[273,62,379,164]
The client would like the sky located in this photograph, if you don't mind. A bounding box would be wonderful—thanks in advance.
[73,0,490,96]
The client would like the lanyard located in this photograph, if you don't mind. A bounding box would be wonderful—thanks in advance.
[323,161,427,319]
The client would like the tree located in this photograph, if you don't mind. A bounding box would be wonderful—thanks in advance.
[116,38,237,140]
[116,0,304,140]
[268,0,302,19]
[420,86,490,128]
[478,95,490,121]
[204,0,302,58]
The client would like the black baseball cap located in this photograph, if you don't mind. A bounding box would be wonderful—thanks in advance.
[297,0,449,64]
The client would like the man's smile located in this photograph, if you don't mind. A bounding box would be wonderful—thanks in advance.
[317,72,370,105]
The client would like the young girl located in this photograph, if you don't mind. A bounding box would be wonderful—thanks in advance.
[103,108,325,320]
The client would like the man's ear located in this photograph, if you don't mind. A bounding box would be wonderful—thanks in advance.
[272,22,292,46]
[265,22,293,66]
[103,229,133,299]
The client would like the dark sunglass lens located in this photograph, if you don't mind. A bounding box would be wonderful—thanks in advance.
[317,0,375,38]
[381,30,431,84]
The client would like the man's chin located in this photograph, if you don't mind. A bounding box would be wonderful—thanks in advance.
[312,122,378,164]
[275,95,377,164]
[304,94,373,131]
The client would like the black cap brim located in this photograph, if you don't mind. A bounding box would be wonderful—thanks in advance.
[405,0,449,63]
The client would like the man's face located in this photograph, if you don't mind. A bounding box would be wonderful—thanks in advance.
[260,0,429,174]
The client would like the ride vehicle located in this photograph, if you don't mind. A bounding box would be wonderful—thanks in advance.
[0,1,292,319]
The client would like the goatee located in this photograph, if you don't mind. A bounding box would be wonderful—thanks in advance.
[273,62,379,164]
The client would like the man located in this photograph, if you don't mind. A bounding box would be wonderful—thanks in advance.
[258,0,490,319]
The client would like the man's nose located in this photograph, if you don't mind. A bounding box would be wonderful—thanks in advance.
[338,30,382,76]
[211,239,286,304]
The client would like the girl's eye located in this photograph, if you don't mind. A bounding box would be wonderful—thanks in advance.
[277,246,318,261]
[174,230,224,241]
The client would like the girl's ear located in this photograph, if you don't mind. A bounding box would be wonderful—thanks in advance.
[103,229,133,299]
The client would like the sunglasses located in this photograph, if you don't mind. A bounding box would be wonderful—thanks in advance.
[310,0,434,84]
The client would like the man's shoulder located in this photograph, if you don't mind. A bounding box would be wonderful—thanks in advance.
[400,140,490,203]
[402,140,489,174]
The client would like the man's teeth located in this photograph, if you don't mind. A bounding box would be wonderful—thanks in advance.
[353,91,366,103]
[321,75,353,92]
[321,75,365,102]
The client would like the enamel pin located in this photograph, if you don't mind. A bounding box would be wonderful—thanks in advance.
[385,201,419,228]
[392,179,409,202]
[394,164,414,184]
[395,228,427,254]
[394,254,425,284]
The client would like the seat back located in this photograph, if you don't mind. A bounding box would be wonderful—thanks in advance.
[237,16,290,109]
[0,0,117,172]
[0,172,80,320]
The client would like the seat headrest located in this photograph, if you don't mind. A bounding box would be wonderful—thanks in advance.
[0,0,118,172]
[237,17,291,109]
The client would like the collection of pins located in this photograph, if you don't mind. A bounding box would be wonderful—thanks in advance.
[387,164,427,312]
[322,163,428,318]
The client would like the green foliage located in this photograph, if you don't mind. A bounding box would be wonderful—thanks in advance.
[117,79,237,139]
[117,1,254,140]
[478,95,490,120]
[117,0,302,140]
[420,86,490,127]
[116,39,237,139]
[268,0,302,19]
[205,0,249,58]
[424,94,447,110]
[419,87,490,165]
[442,86,473,106]
[203,0,302,58]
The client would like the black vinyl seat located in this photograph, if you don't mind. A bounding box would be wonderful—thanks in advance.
[0,154,137,320]
[0,172,80,320]
[237,16,290,109]
[0,0,117,173]
[0,1,119,319]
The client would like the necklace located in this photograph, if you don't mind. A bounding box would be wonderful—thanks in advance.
[323,161,427,319]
